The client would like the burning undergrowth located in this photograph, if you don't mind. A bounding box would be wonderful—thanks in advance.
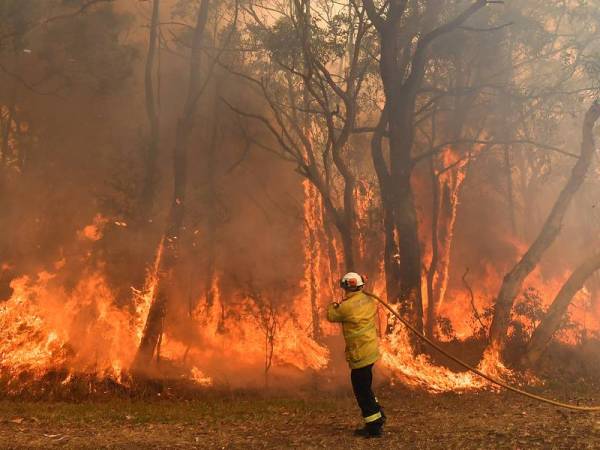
[0,208,594,399]
[0,215,332,397]
[0,265,331,397]
[2,139,599,398]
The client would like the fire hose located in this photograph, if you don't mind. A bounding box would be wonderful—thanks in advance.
[364,291,600,412]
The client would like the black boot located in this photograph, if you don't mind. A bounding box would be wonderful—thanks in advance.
[353,426,370,437]
[353,418,384,438]
[354,426,381,438]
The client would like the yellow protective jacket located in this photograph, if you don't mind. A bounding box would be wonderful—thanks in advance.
[327,290,380,369]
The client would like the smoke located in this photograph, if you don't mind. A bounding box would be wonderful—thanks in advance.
[0,0,599,393]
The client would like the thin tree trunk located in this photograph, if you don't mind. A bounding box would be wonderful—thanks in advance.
[321,206,340,296]
[501,29,517,236]
[298,0,325,339]
[1,101,15,166]
[504,146,517,235]
[135,0,210,369]
[301,175,324,340]
[140,0,161,215]
[488,101,600,352]
[205,87,219,309]
[309,225,322,340]
[1,53,18,167]
[433,162,468,314]
[523,252,600,366]
[426,158,440,338]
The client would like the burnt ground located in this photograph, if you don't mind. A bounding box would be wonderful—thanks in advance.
[1,384,600,449]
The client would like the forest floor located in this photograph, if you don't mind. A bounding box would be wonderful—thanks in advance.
[1,384,600,449]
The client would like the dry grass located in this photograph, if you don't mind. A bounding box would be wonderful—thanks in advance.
[0,386,599,449]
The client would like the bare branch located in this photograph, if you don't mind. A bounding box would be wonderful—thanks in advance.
[459,22,513,32]
[0,62,65,96]
[0,0,115,43]
[413,139,578,164]
[220,97,303,163]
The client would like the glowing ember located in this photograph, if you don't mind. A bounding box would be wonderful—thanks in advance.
[190,367,212,386]
[77,214,109,241]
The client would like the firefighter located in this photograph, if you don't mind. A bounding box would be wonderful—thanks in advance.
[327,272,386,438]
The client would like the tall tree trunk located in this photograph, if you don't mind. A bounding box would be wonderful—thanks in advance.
[426,158,440,338]
[306,183,322,340]
[309,224,322,340]
[363,0,489,337]
[488,101,600,352]
[504,146,517,235]
[204,84,220,310]
[392,156,424,333]
[370,110,401,303]
[135,0,210,369]
[299,0,324,339]
[501,29,517,236]
[332,143,357,270]
[140,0,161,216]
[1,53,19,168]
[523,252,600,366]
[430,160,468,329]
[387,90,424,333]
[1,99,15,167]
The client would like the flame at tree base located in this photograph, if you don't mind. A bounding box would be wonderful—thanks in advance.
[380,327,488,393]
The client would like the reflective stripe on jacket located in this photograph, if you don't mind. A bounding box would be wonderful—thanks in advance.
[326,290,380,369]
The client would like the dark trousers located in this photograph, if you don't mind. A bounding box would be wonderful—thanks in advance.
[350,364,384,428]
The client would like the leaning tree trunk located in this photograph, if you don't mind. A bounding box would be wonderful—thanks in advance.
[488,101,600,352]
[523,251,600,366]
[134,0,210,369]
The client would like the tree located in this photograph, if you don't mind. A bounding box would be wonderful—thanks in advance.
[140,0,161,217]
[243,279,290,388]
[362,0,494,334]
[524,251,600,366]
[135,0,212,368]
[229,0,373,271]
[488,101,600,353]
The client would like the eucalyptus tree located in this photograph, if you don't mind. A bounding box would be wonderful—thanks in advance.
[360,0,499,334]
[225,1,378,275]
[136,0,213,367]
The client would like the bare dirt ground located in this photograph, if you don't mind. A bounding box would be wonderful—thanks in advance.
[1,385,600,449]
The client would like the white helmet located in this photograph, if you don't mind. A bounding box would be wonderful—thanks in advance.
[340,272,365,290]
